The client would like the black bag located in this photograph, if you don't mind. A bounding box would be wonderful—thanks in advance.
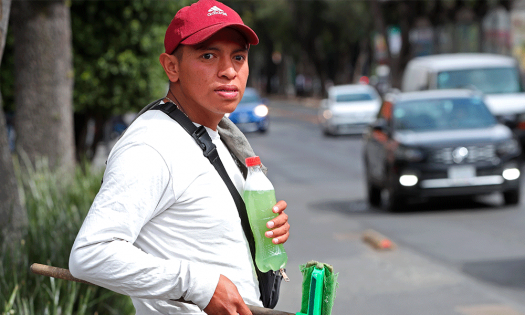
[152,101,284,309]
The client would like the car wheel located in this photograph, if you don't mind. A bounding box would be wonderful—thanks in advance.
[387,193,405,212]
[503,189,520,205]
[367,182,381,207]
[386,182,405,212]
[258,120,269,133]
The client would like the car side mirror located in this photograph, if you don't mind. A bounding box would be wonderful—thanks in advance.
[498,115,516,129]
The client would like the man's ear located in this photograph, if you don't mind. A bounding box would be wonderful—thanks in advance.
[159,53,179,83]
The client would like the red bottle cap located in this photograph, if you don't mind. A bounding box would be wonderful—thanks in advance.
[245,156,261,167]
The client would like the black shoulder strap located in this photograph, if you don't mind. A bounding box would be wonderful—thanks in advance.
[152,102,259,270]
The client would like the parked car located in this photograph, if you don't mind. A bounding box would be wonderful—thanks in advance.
[401,53,525,146]
[318,84,381,136]
[363,89,522,211]
[226,87,269,133]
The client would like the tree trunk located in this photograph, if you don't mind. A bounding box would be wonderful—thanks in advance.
[0,0,26,243]
[11,0,75,173]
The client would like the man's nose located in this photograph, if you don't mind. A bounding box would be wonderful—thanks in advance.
[218,59,236,80]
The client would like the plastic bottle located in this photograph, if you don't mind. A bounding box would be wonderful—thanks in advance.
[244,156,288,273]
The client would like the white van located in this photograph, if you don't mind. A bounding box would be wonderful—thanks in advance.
[401,53,525,143]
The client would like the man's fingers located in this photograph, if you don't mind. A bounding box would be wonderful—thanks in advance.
[265,223,290,244]
[237,301,253,315]
[272,200,287,213]
[265,220,289,236]
[265,221,290,244]
[266,200,290,244]
[271,230,290,244]
[267,211,288,229]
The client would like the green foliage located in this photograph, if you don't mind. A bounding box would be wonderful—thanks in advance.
[247,1,295,59]
[70,0,191,116]
[0,160,134,314]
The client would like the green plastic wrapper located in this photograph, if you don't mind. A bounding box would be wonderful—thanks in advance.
[298,261,339,315]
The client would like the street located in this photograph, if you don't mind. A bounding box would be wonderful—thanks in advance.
[246,98,525,315]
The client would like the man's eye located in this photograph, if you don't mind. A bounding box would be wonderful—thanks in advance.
[202,53,213,60]
[234,55,246,61]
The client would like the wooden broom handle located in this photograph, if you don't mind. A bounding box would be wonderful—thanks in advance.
[30,263,294,315]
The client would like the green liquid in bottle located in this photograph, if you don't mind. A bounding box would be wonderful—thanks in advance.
[244,189,288,273]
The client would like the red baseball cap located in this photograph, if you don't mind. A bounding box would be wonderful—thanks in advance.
[164,0,259,54]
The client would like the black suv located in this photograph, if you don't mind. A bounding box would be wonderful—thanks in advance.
[363,89,522,210]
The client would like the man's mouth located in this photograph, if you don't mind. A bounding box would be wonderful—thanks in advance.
[215,86,239,98]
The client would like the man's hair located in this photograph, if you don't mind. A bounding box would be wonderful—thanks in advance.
[173,45,183,63]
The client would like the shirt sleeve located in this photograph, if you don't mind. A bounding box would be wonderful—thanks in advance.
[69,143,220,310]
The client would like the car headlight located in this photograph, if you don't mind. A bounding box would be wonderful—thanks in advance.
[395,146,424,162]
[399,174,418,186]
[322,109,332,120]
[503,168,520,180]
[254,104,269,117]
[497,139,520,156]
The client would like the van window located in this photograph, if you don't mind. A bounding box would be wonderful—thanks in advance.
[437,67,523,94]
[336,93,375,102]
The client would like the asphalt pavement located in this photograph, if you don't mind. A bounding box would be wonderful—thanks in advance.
[257,97,525,315]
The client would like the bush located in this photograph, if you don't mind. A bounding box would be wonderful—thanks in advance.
[0,160,135,315]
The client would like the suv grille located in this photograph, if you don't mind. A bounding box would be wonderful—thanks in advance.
[431,145,496,164]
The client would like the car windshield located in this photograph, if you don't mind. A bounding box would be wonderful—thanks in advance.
[437,67,523,94]
[335,93,374,102]
[393,97,496,131]
[239,92,260,104]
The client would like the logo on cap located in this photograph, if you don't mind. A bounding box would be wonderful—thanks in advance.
[208,6,227,16]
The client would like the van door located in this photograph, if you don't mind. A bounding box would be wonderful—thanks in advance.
[402,65,429,92]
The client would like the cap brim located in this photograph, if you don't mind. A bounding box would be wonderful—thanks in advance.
[180,23,259,46]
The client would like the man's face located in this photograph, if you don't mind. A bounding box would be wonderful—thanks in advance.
[175,28,249,120]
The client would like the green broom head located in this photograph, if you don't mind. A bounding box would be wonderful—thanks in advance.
[297,261,339,315]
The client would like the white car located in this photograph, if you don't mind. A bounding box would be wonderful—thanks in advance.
[318,84,382,136]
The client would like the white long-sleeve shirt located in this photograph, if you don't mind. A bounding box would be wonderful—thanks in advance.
[69,109,261,314]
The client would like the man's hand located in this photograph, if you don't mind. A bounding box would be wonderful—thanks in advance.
[204,274,252,315]
[265,200,290,244]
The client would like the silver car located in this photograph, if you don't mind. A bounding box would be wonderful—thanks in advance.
[318,84,382,136]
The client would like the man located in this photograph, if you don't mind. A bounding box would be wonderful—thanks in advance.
[69,1,290,314]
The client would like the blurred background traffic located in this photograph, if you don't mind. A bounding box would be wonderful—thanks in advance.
[5,0,525,161]
[4,0,525,314]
